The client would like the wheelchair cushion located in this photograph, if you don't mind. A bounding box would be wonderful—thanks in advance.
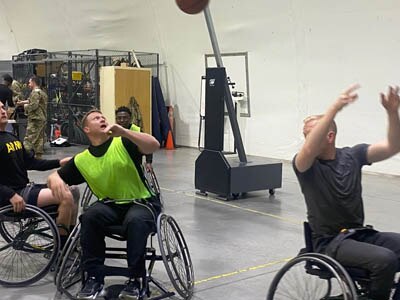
[41,205,59,214]
[302,221,371,284]
[105,225,126,241]
[104,225,156,241]
[40,205,59,220]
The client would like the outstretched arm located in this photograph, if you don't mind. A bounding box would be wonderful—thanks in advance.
[295,84,360,172]
[367,86,400,163]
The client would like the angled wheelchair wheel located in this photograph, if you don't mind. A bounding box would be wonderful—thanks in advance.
[0,204,60,287]
[146,168,161,196]
[55,223,82,300]
[157,214,194,299]
[267,253,357,300]
[80,185,96,212]
[54,223,81,285]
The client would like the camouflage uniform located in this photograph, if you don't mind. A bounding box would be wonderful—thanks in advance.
[11,80,23,104]
[129,96,144,132]
[7,80,23,119]
[24,87,48,158]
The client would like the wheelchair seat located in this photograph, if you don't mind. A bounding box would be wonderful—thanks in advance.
[0,204,60,287]
[104,224,128,241]
[302,222,371,282]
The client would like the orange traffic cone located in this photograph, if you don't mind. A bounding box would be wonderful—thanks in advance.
[165,130,175,150]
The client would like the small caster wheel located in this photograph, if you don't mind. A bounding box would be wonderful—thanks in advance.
[196,190,208,196]
[269,189,275,195]
[232,193,240,199]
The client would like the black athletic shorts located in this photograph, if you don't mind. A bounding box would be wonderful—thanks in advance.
[19,184,48,206]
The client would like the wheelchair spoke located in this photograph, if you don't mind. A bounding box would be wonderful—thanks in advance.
[61,257,82,289]
[158,214,194,298]
[61,247,81,284]
[272,264,331,298]
[0,221,22,241]
[267,255,356,300]
[21,242,53,255]
[55,228,82,296]
[0,241,13,251]
[0,205,59,286]
[0,245,47,282]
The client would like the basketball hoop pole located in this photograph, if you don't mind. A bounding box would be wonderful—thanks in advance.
[203,5,247,163]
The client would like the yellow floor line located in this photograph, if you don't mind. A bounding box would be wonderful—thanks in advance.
[194,257,292,285]
[161,187,302,225]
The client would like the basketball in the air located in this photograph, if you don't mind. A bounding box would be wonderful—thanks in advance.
[175,0,209,15]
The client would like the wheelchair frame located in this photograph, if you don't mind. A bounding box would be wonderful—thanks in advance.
[267,222,370,300]
[55,213,194,300]
[0,204,60,287]
[55,167,194,300]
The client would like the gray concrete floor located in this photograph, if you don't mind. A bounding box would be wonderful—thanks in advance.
[2,145,400,300]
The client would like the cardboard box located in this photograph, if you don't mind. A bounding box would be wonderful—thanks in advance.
[36,64,46,77]
[72,71,83,81]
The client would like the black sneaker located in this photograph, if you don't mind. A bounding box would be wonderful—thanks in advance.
[76,277,104,300]
[118,279,140,300]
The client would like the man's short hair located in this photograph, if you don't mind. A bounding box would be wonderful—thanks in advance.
[81,109,102,128]
[2,74,13,85]
[29,75,41,86]
[115,106,132,116]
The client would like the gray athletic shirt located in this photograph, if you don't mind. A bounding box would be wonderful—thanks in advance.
[293,144,371,238]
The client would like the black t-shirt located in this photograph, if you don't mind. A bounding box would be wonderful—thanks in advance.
[0,84,13,107]
[0,131,60,204]
[293,144,370,239]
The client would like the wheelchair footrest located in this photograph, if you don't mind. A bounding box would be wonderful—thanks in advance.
[103,281,175,300]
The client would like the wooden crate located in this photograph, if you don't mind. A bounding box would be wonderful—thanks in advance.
[100,66,152,134]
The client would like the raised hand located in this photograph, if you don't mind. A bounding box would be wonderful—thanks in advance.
[103,124,126,137]
[380,86,400,113]
[333,84,360,111]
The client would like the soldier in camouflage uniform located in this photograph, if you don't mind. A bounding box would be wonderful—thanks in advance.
[17,76,47,159]
[3,74,23,119]
[11,78,23,104]
[3,74,24,104]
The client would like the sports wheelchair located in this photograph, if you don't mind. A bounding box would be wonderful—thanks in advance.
[267,222,400,300]
[55,170,194,300]
[0,204,60,286]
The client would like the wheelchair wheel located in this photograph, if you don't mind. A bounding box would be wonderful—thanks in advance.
[0,204,60,287]
[0,214,18,243]
[55,223,82,299]
[144,167,161,196]
[267,253,358,300]
[54,222,81,284]
[157,214,194,299]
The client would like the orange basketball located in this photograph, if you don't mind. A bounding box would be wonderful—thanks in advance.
[175,0,209,15]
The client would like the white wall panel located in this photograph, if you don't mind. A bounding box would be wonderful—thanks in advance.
[1,0,400,174]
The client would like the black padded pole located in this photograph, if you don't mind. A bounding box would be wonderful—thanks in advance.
[203,6,247,163]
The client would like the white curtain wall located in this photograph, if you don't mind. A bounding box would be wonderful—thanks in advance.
[1,0,400,175]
